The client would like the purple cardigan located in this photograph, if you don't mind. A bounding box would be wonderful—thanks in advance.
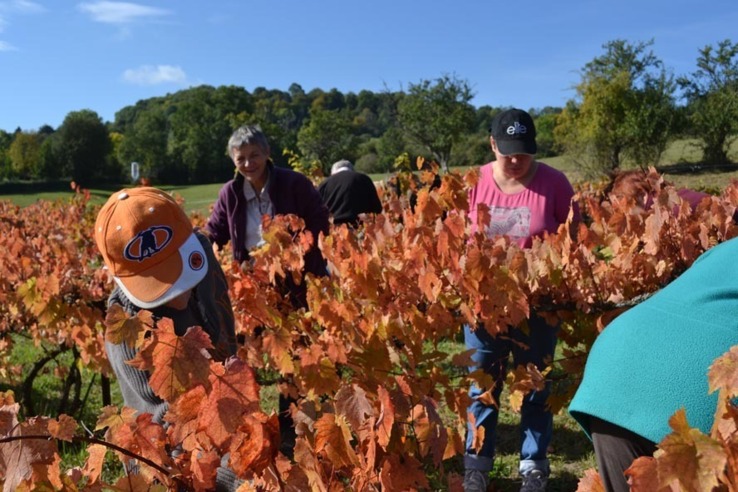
[206,165,330,279]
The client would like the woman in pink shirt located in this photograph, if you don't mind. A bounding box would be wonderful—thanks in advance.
[463,109,579,492]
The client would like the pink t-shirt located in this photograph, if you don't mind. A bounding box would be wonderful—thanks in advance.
[468,161,579,248]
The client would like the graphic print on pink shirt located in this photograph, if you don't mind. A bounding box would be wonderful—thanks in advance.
[487,206,531,242]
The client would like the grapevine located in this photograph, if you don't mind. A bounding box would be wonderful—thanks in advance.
[2,166,738,490]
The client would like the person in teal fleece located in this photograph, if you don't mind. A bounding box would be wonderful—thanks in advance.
[569,236,738,492]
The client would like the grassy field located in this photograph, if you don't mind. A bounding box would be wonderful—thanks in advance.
[0,181,224,215]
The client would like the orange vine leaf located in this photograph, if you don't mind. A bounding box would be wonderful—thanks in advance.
[411,399,448,466]
[228,412,280,477]
[164,385,208,452]
[104,303,154,347]
[200,358,261,449]
[83,443,107,485]
[575,468,606,492]
[314,413,359,469]
[378,454,430,492]
[708,345,738,396]
[654,408,726,492]
[376,386,395,450]
[506,363,547,413]
[47,414,76,442]
[190,449,220,491]
[292,438,327,492]
[127,319,214,402]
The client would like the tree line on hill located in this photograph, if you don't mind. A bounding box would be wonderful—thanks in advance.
[1,38,736,187]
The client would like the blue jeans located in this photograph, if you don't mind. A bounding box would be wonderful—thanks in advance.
[463,314,558,475]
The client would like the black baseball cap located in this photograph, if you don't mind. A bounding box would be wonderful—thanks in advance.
[490,108,537,155]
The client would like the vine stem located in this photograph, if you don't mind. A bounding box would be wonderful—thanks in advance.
[0,434,189,489]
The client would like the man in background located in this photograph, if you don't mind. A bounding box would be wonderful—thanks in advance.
[318,159,383,227]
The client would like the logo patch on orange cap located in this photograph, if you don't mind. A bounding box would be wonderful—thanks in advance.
[188,250,205,271]
[124,225,173,262]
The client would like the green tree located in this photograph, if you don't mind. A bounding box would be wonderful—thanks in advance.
[310,88,346,112]
[0,130,12,179]
[678,39,738,166]
[38,136,61,180]
[168,99,224,184]
[449,131,493,168]
[118,109,169,182]
[374,126,409,171]
[554,40,677,176]
[56,110,112,185]
[249,88,300,168]
[297,109,357,175]
[8,131,42,178]
[530,108,563,158]
[397,75,476,172]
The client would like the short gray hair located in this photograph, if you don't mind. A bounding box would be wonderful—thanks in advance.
[331,159,354,175]
[227,125,270,158]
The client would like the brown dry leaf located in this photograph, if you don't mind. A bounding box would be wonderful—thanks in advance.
[0,417,57,492]
[334,384,373,432]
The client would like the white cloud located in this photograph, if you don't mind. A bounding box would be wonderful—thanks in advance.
[0,1,45,14]
[78,1,170,24]
[0,0,44,33]
[0,40,16,51]
[122,65,187,85]
[7,1,45,13]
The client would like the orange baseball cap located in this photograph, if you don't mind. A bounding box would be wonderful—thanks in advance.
[94,187,208,309]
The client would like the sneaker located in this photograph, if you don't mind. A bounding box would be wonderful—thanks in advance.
[463,469,489,492]
[520,469,548,492]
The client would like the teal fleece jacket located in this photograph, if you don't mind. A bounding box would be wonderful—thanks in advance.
[569,237,738,444]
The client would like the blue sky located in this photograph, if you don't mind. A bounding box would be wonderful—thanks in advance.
[1,0,737,133]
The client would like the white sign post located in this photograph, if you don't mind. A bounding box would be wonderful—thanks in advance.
[130,162,140,182]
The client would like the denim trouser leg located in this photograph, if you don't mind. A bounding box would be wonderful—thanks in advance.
[514,315,558,475]
[464,323,510,472]
[463,315,558,475]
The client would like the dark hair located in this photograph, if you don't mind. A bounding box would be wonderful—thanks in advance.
[606,169,652,200]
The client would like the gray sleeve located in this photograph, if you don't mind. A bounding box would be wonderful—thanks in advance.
[105,340,168,424]
[194,231,237,360]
